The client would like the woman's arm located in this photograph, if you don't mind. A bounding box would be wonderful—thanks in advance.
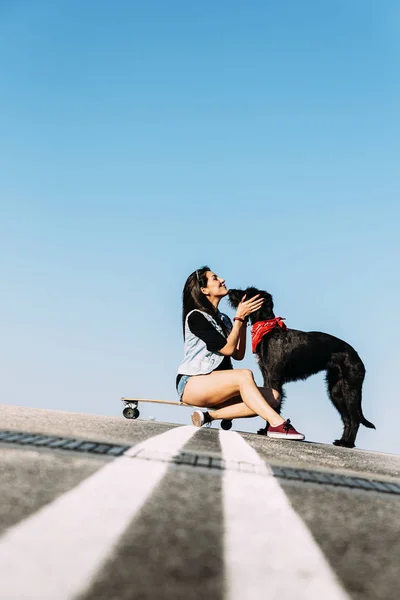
[217,319,244,356]
[188,312,242,357]
[232,323,246,360]
[218,294,264,357]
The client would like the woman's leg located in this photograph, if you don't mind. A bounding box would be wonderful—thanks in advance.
[182,370,285,427]
[209,388,281,421]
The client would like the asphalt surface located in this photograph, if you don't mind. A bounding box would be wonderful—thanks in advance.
[1,403,399,600]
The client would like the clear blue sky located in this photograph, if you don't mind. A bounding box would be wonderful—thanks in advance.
[1,0,399,453]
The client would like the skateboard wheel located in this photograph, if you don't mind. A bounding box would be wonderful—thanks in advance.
[123,407,135,419]
[133,408,140,419]
[221,419,232,430]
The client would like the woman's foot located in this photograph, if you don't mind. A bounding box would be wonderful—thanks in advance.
[267,419,305,440]
[191,410,212,428]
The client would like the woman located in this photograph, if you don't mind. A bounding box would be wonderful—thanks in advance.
[176,266,305,440]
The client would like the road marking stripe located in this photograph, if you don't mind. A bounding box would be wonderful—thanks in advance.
[0,425,198,600]
[219,430,350,600]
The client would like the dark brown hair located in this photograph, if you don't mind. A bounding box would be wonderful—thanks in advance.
[181,266,228,338]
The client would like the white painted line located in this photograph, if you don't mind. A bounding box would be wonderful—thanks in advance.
[0,425,198,600]
[219,430,350,600]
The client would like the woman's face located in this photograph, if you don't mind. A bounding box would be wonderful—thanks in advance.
[201,271,228,299]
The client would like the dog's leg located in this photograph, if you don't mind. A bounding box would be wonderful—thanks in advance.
[257,383,284,435]
[325,364,355,447]
[334,381,361,448]
[327,356,366,448]
[336,357,368,447]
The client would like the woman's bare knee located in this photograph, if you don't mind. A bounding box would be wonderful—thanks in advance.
[237,369,255,383]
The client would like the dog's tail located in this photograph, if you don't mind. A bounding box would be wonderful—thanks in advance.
[360,415,376,429]
[351,353,376,430]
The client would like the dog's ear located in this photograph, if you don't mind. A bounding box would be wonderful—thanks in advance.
[227,288,244,308]
[249,288,274,317]
[262,292,274,314]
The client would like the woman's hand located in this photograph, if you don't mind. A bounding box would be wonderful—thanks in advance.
[218,293,264,357]
[235,294,264,321]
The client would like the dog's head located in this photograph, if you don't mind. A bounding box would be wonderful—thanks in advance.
[228,287,275,323]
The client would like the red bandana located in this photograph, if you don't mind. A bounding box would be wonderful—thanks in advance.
[251,317,287,353]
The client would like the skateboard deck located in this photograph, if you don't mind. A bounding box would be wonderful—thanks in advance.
[120,397,232,430]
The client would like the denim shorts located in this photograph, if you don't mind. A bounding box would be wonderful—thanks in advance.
[177,375,192,402]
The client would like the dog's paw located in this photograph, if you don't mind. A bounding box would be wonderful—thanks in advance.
[257,427,269,436]
[333,439,355,448]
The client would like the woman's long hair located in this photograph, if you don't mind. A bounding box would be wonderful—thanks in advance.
[181,266,229,338]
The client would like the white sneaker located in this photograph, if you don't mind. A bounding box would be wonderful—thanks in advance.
[191,410,212,427]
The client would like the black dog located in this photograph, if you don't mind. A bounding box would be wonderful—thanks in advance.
[228,287,375,448]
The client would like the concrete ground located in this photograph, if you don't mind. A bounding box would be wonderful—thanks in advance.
[0,403,399,600]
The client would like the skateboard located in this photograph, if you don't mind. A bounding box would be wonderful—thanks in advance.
[120,397,233,430]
